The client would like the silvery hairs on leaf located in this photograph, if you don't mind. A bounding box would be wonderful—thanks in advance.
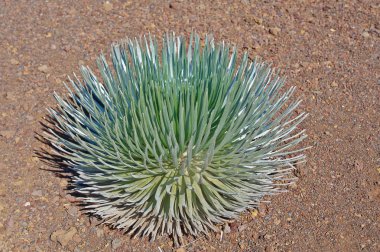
[45,33,308,245]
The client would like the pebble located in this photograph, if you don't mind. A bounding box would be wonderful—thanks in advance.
[37,65,49,73]
[111,238,122,250]
[176,248,186,252]
[5,92,17,101]
[32,190,43,197]
[354,160,363,170]
[66,206,80,218]
[60,179,68,188]
[89,216,102,226]
[251,209,258,218]
[362,31,370,38]
[103,1,113,11]
[269,27,281,36]
[96,228,104,238]
[264,234,272,240]
[238,241,245,249]
[10,59,19,65]
[251,232,259,240]
[223,223,231,234]
[331,81,338,87]
[368,188,380,201]
[14,180,23,186]
[50,227,77,247]
[258,203,267,216]
[65,194,77,203]
[265,246,275,252]
[252,16,263,25]
[24,202,31,207]
[0,130,16,139]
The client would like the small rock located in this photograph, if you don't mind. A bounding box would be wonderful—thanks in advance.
[38,65,49,73]
[223,224,231,234]
[0,130,16,139]
[251,232,259,240]
[51,227,77,247]
[111,238,122,250]
[96,228,104,238]
[252,16,263,25]
[265,246,275,252]
[66,206,80,218]
[103,1,113,11]
[354,160,363,170]
[5,92,16,101]
[14,180,23,186]
[258,203,267,216]
[229,221,238,232]
[239,241,246,249]
[60,179,68,188]
[65,194,78,203]
[52,196,60,203]
[51,44,57,50]
[89,216,102,226]
[331,81,338,87]
[32,190,43,197]
[251,209,258,218]
[176,248,186,252]
[368,188,380,201]
[289,183,298,189]
[24,202,31,207]
[264,234,272,240]
[73,234,82,243]
[10,59,19,65]
[26,115,34,121]
[269,27,281,36]
[362,31,370,38]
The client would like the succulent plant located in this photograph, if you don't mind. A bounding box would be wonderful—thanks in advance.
[45,33,307,245]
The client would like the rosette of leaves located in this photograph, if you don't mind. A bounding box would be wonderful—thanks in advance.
[45,34,307,245]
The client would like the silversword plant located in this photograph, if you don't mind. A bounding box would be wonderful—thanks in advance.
[45,33,307,245]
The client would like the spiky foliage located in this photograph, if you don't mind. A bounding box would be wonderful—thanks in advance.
[45,34,307,244]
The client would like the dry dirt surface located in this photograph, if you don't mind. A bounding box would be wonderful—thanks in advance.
[0,0,379,251]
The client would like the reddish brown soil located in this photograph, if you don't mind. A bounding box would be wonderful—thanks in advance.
[0,1,379,251]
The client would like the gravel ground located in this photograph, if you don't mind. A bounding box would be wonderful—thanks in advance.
[0,1,379,251]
